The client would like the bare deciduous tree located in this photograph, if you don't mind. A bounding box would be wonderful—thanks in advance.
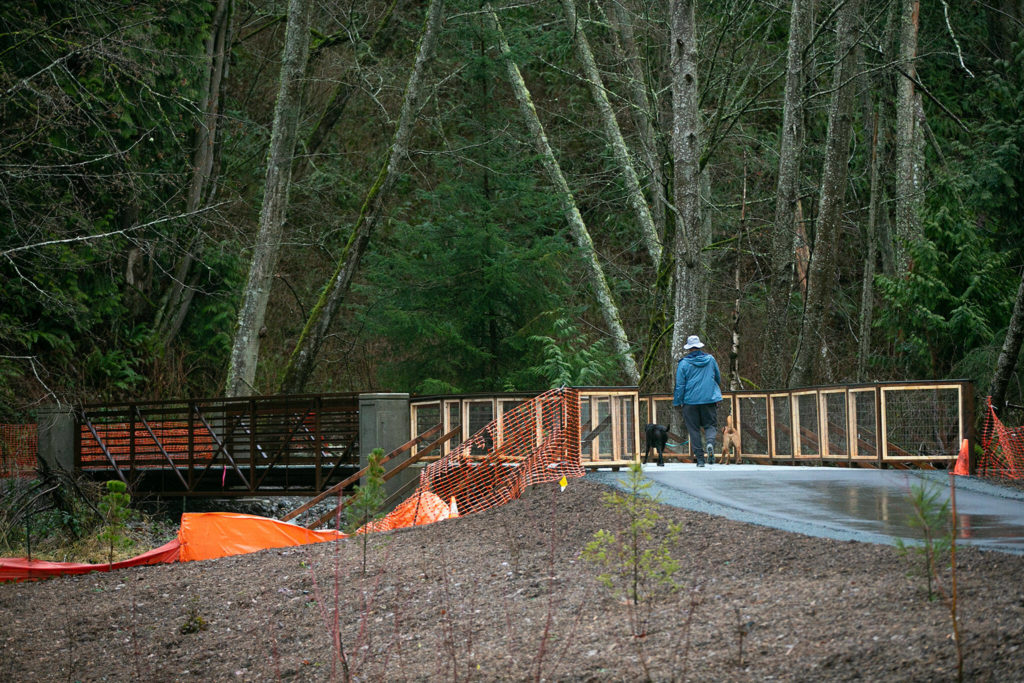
[278,0,445,394]
[225,0,314,397]
[487,3,639,384]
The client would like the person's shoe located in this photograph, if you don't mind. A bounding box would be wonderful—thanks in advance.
[706,442,715,465]
[695,457,705,467]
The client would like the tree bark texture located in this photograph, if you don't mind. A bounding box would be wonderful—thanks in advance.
[762,0,808,389]
[990,271,1024,416]
[153,0,233,346]
[669,0,704,363]
[278,0,445,394]
[225,0,313,397]
[488,5,640,385]
[790,0,860,388]
[561,0,661,267]
[894,0,922,270]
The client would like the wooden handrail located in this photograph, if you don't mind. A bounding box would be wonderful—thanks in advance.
[305,425,462,529]
[281,423,443,522]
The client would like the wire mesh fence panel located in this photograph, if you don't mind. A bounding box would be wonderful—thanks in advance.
[852,389,878,458]
[796,392,820,458]
[616,395,636,459]
[716,399,734,431]
[772,395,793,458]
[822,391,849,457]
[739,395,769,457]
[653,398,674,427]
[439,400,462,453]
[467,400,494,456]
[595,397,612,459]
[580,396,593,460]
[413,402,441,451]
[881,385,962,460]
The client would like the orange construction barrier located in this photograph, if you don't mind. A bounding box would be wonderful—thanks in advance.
[177,513,347,562]
[0,423,37,478]
[359,491,454,534]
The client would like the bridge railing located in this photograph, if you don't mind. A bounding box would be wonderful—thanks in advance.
[409,387,642,469]
[61,380,977,498]
[76,393,359,495]
[641,379,974,465]
[411,380,974,469]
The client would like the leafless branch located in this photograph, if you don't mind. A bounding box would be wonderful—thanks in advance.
[1,202,229,258]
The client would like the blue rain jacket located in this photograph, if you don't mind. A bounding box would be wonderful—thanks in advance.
[673,350,723,406]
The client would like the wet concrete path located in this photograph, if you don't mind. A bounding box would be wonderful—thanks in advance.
[588,464,1024,555]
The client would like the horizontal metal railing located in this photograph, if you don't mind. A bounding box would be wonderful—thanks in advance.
[76,393,359,496]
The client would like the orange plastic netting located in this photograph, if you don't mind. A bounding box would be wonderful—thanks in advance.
[0,424,37,478]
[979,397,1024,480]
[368,386,585,532]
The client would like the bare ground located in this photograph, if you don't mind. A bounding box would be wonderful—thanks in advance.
[2,476,1023,681]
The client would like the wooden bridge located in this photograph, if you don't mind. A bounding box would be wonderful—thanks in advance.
[66,381,975,499]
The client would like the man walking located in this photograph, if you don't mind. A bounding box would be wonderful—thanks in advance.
[673,335,722,467]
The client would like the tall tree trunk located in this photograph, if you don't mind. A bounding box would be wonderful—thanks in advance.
[152,0,233,346]
[790,0,860,388]
[488,5,640,385]
[294,6,398,180]
[762,0,808,389]
[894,0,922,270]
[277,0,445,394]
[599,1,674,390]
[669,0,704,362]
[561,0,661,267]
[225,0,313,397]
[728,163,747,392]
[991,271,1024,416]
[601,0,668,240]
[857,110,881,381]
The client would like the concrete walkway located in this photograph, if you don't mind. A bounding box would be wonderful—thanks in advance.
[588,464,1024,555]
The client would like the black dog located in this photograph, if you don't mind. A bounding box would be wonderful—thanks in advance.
[644,423,668,466]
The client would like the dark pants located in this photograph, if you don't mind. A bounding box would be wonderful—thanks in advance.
[675,403,718,462]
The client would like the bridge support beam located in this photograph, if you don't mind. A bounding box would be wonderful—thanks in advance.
[359,393,414,510]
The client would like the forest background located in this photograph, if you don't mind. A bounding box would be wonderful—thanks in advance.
[2,0,1023,424]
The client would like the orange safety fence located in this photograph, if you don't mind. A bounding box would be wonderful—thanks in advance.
[1,424,37,478]
[1,387,585,580]
[369,386,585,531]
[978,397,1024,480]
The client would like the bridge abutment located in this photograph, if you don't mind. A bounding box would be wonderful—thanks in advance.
[359,393,415,510]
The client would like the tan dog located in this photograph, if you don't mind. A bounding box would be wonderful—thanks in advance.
[720,414,740,464]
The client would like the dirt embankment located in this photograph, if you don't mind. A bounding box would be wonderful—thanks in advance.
[2,477,1023,681]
